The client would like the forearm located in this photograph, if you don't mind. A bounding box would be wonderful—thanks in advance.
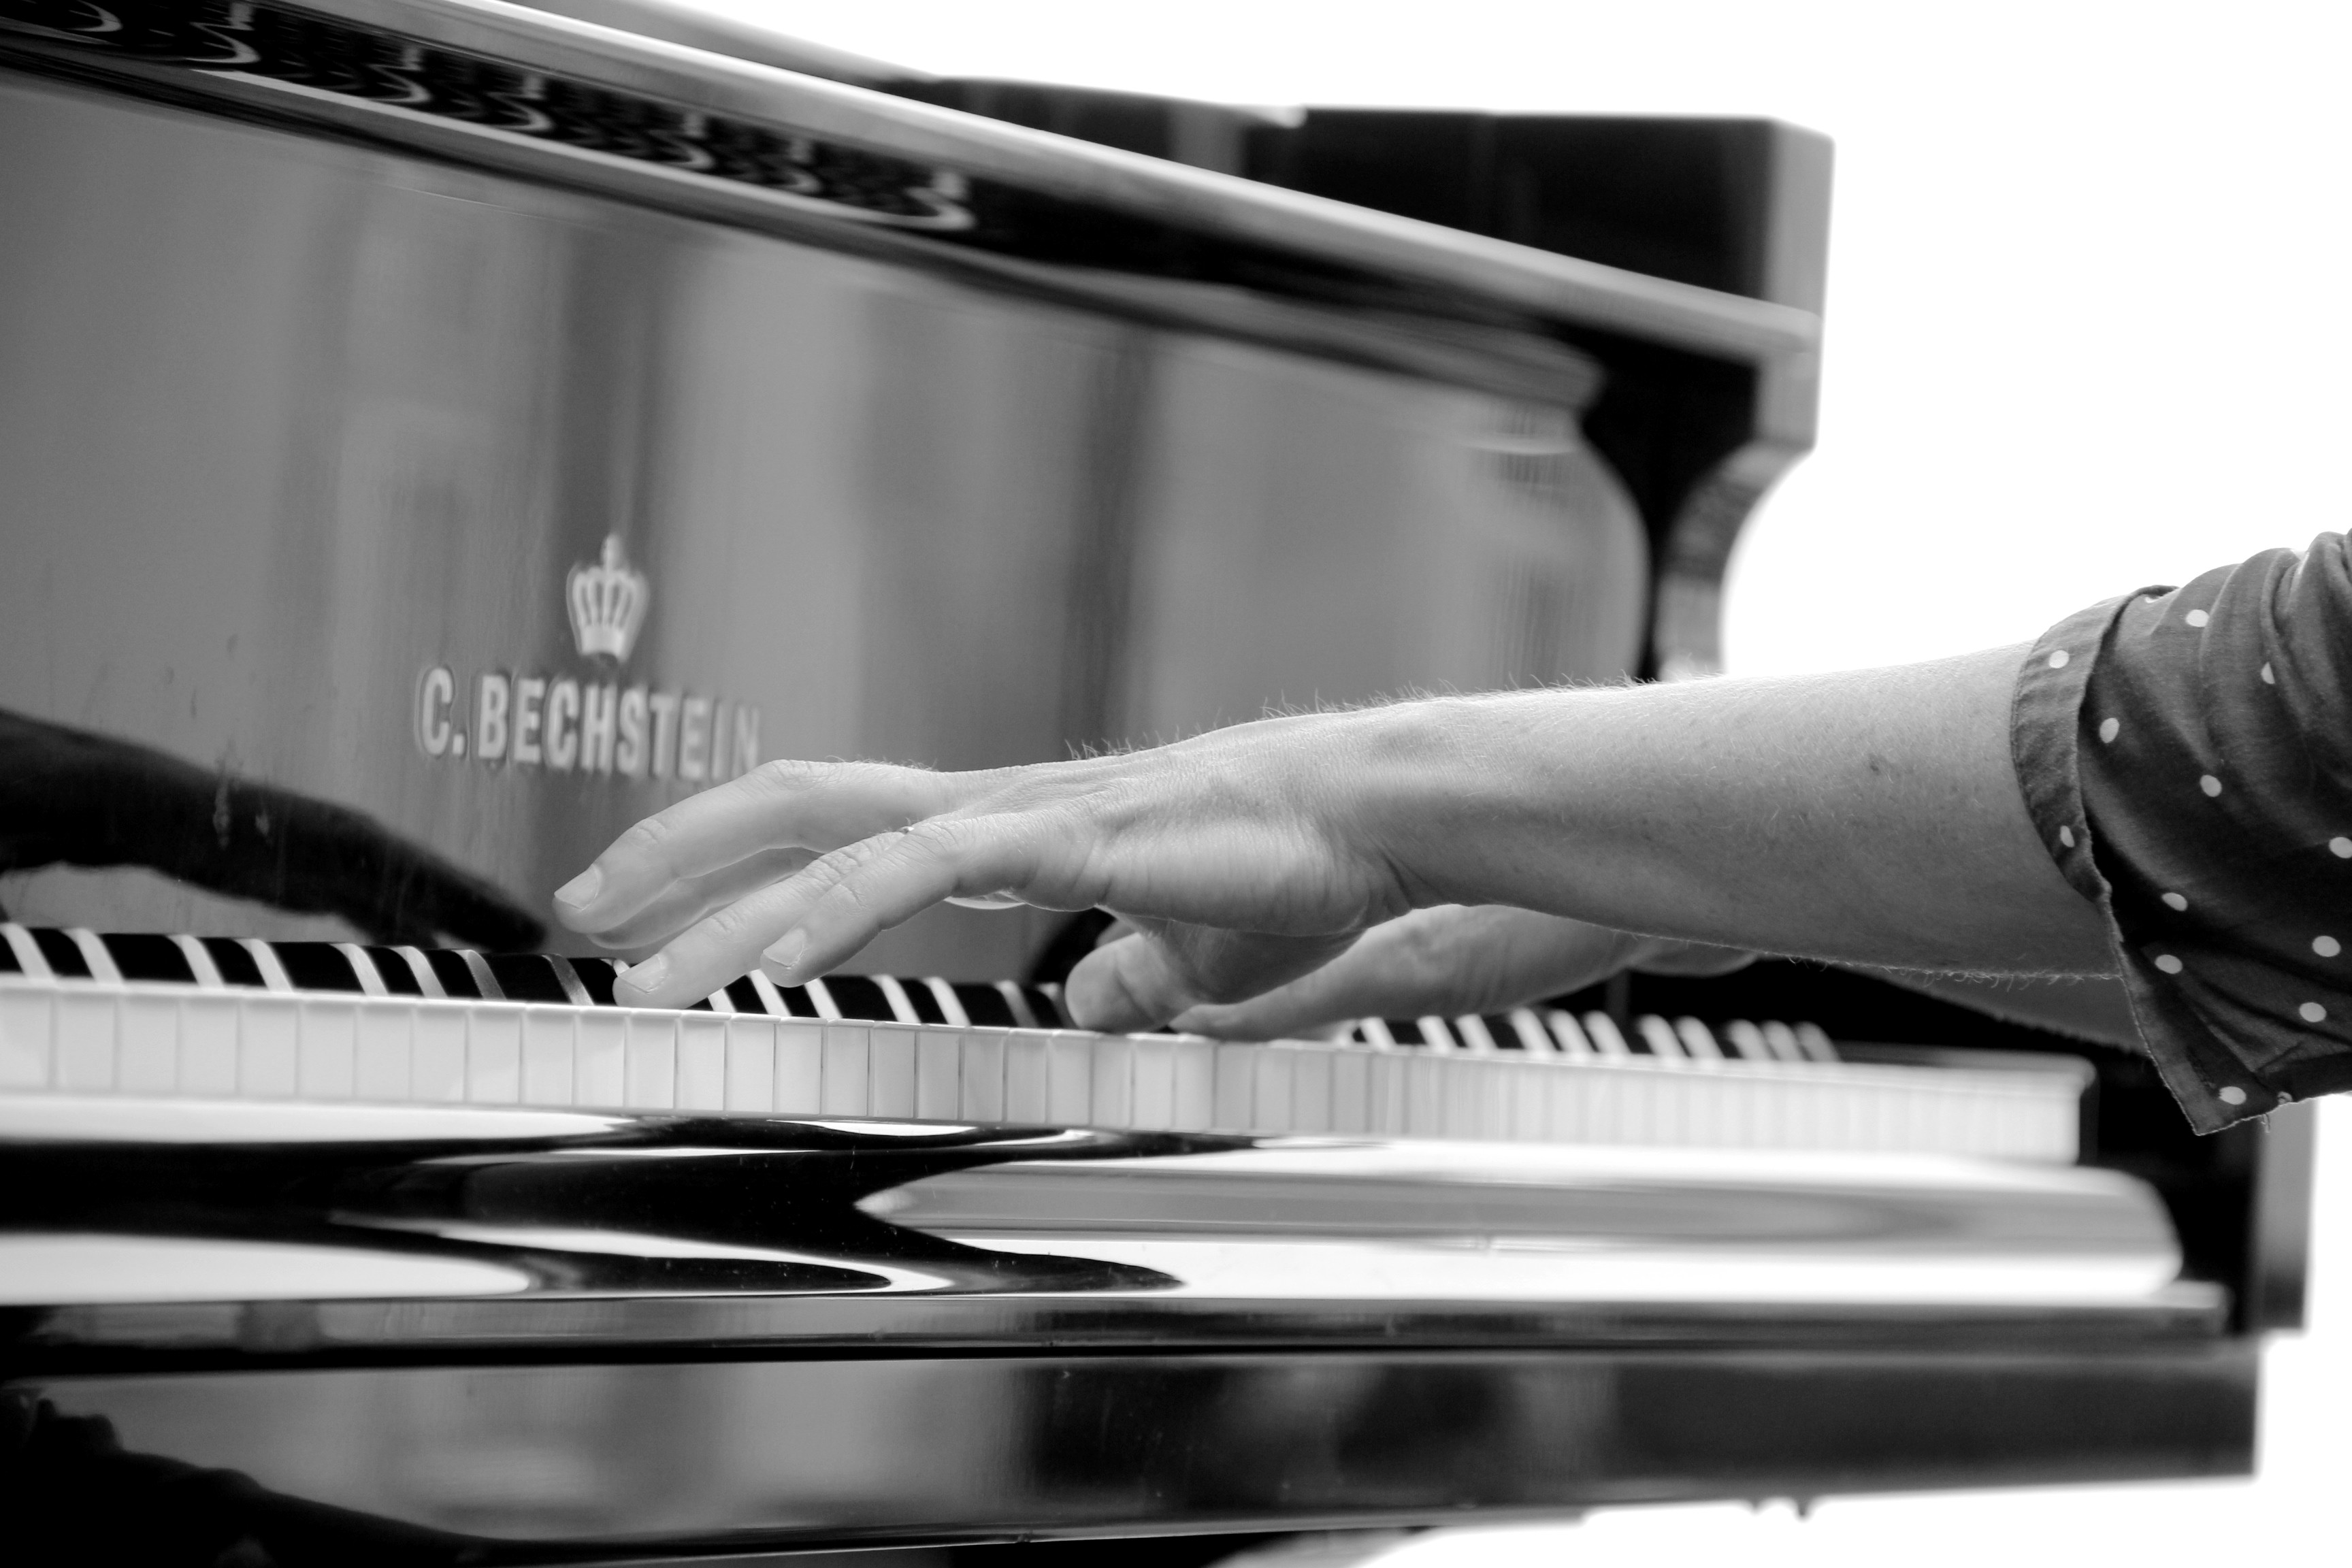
[1350,645,2111,975]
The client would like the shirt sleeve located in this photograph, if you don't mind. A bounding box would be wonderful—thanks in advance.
[2012,533,2352,1132]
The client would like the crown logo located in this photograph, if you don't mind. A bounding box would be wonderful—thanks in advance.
[567,535,649,662]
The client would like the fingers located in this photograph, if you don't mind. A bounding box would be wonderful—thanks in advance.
[1063,924,1361,1033]
[553,761,958,938]
[581,847,818,951]
[612,813,1064,1007]
[1169,906,1650,1040]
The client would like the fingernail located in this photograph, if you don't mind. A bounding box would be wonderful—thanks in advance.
[762,930,807,976]
[554,866,602,910]
[615,953,668,1000]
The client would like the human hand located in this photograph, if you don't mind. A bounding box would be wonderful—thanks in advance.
[553,711,1426,1017]
[1134,904,1753,1041]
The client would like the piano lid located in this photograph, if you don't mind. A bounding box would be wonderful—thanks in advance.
[0,0,1818,365]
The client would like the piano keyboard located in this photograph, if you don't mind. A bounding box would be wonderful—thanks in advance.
[0,926,2086,1160]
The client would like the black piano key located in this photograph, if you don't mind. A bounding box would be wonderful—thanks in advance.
[725,976,770,1014]
[0,936,16,973]
[564,958,621,1007]
[31,928,90,978]
[482,953,575,1004]
[821,975,894,1022]
[359,947,425,996]
[1380,1019,1429,1048]
[954,983,1018,1027]
[274,942,366,994]
[772,983,821,1018]
[423,948,482,998]
[1483,1015,1527,1051]
[100,932,196,984]
[200,936,266,988]
[902,979,947,1024]
[1022,987,1068,1028]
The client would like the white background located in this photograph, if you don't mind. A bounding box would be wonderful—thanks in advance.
[685,2,2351,1558]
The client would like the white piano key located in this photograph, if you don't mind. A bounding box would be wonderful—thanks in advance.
[868,1025,920,1118]
[926,978,970,1027]
[333,943,388,997]
[1288,1046,1332,1134]
[958,1029,1005,1124]
[1355,1017,1397,1048]
[1507,1009,1558,1055]
[915,1029,962,1121]
[1509,1059,1548,1142]
[1760,1019,1803,1062]
[239,938,295,993]
[180,991,241,1097]
[240,994,299,1098]
[1637,1015,1684,1061]
[171,934,225,989]
[1368,1049,1410,1135]
[575,1009,627,1108]
[1003,1032,1051,1123]
[1583,1012,1631,1057]
[67,929,122,983]
[1452,1015,1500,1054]
[623,1011,678,1110]
[873,975,922,1024]
[745,970,791,1017]
[410,1004,468,1102]
[54,988,116,1092]
[118,993,180,1094]
[1329,1046,1372,1134]
[1170,1038,1216,1132]
[1047,1032,1094,1126]
[297,998,360,1099]
[677,1012,730,1110]
[390,946,446,999]
[1,924,52,978]
[1722,1019,1773,1062]
[1129,1035,1175,1131]
[1439,1051,1484,1139]
[457,949,504,1001]
[1416,1016,1457,1052]
[772,1019,823,1115]
[1090,1035,1133,1129]
[1795,1022,1840,1063]
[820,1022,870,1115]
[1403,1051,1447,1138]
[547,958,593,1007]
[994,981,1039,1030]
[521,1009,576,1107]
[355,1000,414,1102]
[1674,1017,1725,1061]
[1211,1042,1255,1132]
[725,1017,777,1113]
[467,1006,523,1103]
[1252,1047,1294,1133]
[0,985,53,1088]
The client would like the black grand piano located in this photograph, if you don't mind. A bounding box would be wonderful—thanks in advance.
[0,1,2313,1562]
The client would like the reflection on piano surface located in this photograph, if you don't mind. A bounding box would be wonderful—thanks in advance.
[0,0,2312,1560]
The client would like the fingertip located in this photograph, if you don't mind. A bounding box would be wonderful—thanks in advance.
[611,952,671,1007]
[1064,938,1171,1034]
[552,864,604,924]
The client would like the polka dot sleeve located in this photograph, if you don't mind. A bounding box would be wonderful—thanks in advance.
[2012,534,2352,1132]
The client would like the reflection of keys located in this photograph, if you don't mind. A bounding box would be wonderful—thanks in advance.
[0,924,2082,1160]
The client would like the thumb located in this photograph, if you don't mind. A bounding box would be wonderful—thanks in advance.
[1064,923,1360,1033]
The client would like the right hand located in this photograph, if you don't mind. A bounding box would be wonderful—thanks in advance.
[1131,904,1754,1041]
[554,710,1433,1018]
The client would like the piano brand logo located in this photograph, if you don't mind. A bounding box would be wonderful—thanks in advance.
[411,537,760,788]
[568,535,649,663]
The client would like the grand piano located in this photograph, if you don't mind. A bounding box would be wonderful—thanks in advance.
[0,1,2315,1562]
